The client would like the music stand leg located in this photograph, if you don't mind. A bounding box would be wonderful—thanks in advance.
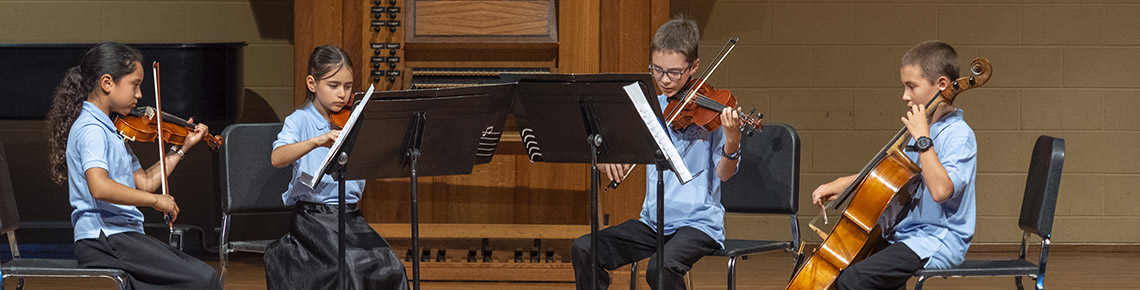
[588,134,602,290]
[336,169,347,290]
[408,148,422,290]
[654,150,666,289]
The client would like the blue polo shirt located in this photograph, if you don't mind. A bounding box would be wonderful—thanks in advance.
[274,103,366,205]
[67,101,146,242]
[895,108,977,269]
[641,94,733,248]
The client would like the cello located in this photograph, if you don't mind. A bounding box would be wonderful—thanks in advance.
[786,58,992,290]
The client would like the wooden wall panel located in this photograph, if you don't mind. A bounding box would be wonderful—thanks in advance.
[593,0,671,225]
[557,0,599,74]
[293,0,364,107]
[359,154,593,225]
[407,0,557,43]
[415,1,550,35]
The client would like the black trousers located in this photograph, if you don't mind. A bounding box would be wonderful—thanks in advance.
[571,219,719,290]
[834,242,926,290]
[75,231,221,290]
[264,202,408,290]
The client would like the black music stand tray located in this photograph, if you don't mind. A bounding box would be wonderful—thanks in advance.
[316,84,514,290]
[503,73,689,290]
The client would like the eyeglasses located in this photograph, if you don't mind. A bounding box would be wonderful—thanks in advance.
[648,63,692,81]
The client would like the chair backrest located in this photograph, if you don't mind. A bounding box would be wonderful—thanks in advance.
[1018,135,1065,238]
[218,123,293,215]
[0,140,20,234]
[721,123,800,214]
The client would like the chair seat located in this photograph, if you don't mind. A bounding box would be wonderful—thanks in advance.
[229,239,275,253]
[1,258,126,278]
[710,239,793,257]
[915,259,1040,278]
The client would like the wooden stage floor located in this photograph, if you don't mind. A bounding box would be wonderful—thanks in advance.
[4,248,1133,289]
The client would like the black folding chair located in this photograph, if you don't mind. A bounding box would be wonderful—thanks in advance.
[217,123,293,284]
[631,123,803,290]
[0,141,128,289]
[913,135,1065,290]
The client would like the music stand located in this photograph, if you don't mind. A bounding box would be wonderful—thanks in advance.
[312,84,514,290]
[503,73,691,290]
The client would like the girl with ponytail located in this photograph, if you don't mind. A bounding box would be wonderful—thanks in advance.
[45,41,221,289]
[263,44,408,290]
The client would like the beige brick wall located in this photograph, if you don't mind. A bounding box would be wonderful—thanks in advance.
[676,0,1140,244]
[0,0,295,120]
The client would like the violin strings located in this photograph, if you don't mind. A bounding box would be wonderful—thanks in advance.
[693,96,759,124]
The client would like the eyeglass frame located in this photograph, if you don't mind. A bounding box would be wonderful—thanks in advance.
[648,62,694,81]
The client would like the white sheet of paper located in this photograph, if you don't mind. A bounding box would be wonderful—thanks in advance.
[300,84,376,189]
[622,83,693,184]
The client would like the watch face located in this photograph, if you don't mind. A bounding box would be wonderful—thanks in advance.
[917,137,932,150]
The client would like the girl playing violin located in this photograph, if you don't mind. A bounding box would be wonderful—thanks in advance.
[264,44,408,290]
[45,41,220,289]
[573,15,752,290]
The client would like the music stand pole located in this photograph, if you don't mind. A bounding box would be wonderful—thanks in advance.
[588,134,603,290]
[408,148,422,290]
[336,164,347,290]
[654,150,666,289]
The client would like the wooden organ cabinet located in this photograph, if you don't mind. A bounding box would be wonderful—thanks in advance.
[294,0,669,287]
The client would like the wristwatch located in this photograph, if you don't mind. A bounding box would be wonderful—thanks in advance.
[721,145,741,160]
[170,145,185,158]
[914,136,933,152]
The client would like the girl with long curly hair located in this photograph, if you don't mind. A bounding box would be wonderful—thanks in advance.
[45,41,221,289]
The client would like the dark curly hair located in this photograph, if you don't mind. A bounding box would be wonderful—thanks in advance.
[46,42,143,184]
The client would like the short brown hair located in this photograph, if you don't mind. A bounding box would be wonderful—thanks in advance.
[651,15,700,64]
[901,40,959,84]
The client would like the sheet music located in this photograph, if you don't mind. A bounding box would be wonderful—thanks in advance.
[300,84,376,189]
[622,83,693,184]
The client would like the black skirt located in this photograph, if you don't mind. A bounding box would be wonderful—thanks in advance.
[75,231,221,290]
[265,202,408,290]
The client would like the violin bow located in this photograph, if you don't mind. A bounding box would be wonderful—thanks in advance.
[153,61,172,232]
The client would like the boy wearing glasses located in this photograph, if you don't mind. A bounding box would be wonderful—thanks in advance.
[570,15,750,290]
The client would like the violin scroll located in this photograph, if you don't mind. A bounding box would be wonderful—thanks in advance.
[741,109,764,137]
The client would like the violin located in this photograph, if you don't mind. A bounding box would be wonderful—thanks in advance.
[662,38,763,134]
[328,92,360,129]
[114,106,224,150]
[785,58,992,290]
[663,79,763,133]
[607,38,763,190]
